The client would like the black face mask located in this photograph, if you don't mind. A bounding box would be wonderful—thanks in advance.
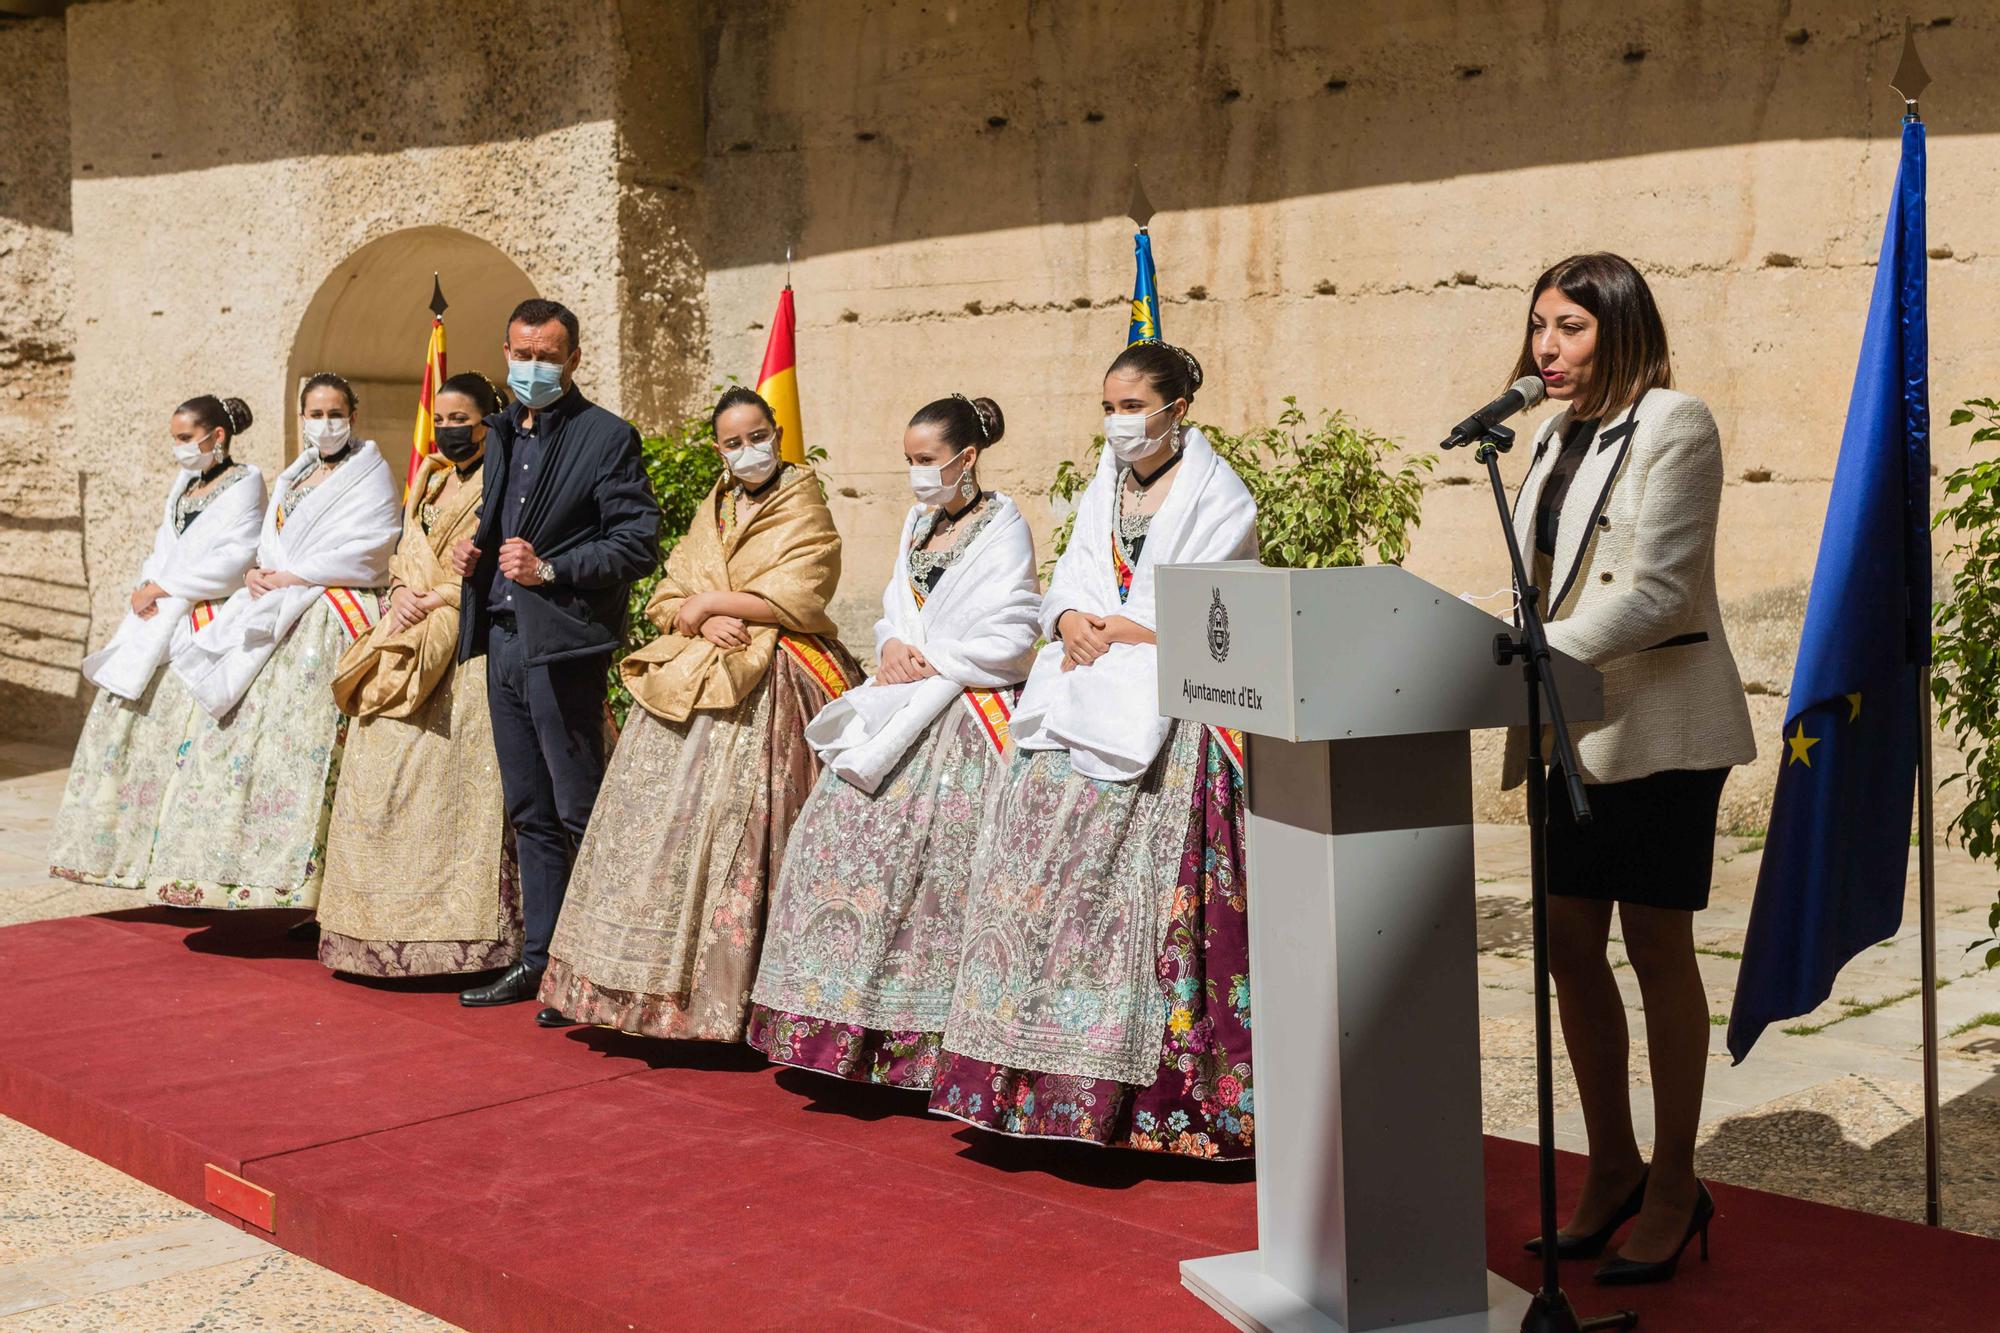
[435,424,483,464]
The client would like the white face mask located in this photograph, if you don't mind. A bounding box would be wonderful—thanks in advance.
[302,417,353,459]
[173,431,220,474]
[1103,402,1179,463]
[725,437,780,488]
[909,447,974,508]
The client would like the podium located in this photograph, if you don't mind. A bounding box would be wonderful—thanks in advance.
[1155,562,1603,1333]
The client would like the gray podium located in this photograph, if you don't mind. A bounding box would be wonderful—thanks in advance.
[1155,562,1602,1333]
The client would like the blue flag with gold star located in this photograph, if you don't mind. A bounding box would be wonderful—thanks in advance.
[1728,120,1931,1062]
[1127,229,1161,345]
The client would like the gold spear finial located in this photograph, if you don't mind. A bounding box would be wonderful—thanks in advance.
[1890,21,1930,120]
[1127,165,1154,232]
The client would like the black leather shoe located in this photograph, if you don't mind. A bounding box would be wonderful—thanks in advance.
[1525,1169,1648,1260]
[534,1006,577,1029]
[459,962,545,1008]
[1594,1181,1714,1285]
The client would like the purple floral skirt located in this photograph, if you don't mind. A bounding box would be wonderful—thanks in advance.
[745,1008,943,1089]
[927,728,1254,1160]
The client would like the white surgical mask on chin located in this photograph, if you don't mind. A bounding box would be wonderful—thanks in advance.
[1103,402,1178,463]
[909,448,973,507]
[302,417,353,458]
[173,432,219,474]
[726,438,780,488]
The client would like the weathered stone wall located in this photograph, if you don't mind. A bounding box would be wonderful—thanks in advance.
[49,0,699,743]
[694,0,2000,829]
[11,0,1999,838]
[0,15,80,741]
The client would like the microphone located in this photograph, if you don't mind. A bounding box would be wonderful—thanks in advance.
[1439,375,1548,449]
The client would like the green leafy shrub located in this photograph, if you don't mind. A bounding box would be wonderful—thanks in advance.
[609,409,723,722]
[1931,396,2000,967]
[1044,400,1433,572]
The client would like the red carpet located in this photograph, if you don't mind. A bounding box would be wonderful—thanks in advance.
[1,907,1995,1331]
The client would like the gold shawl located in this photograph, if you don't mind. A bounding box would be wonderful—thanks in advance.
[620,465,841,723]
[329,454,485,719]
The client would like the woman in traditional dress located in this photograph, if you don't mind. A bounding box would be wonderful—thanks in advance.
[154,373,401,911]
[536,387,860,1038]
[316,373,522,976]
[929,341,1261,1159]
[748,394,1040,1086]
[48,395,266,887]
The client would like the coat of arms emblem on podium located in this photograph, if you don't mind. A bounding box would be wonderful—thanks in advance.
[1207,586,1230,662]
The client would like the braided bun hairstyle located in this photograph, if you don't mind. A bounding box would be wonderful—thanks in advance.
[1105,339,1203,404]
[909,394,1005,451]
[177,394,254,445]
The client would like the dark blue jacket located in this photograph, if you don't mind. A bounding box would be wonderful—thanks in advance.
[457,385,660,667]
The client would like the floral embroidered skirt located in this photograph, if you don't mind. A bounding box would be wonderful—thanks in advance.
[539,643,859,1040]
[317,655,523,978]
[48,668,203,889]
[144,598,354,910]
[747,697,1007,1089]
[928,723,1254,1160]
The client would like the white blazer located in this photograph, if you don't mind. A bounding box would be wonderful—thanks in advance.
[1503,388,1756,787]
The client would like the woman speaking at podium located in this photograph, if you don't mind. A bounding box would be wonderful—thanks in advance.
[1504,253,1755,1283]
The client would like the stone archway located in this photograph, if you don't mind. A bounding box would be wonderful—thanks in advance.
[287,227,537,482]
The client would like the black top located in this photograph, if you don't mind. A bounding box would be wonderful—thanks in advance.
[457,384,661,668]
[1534,418,1598,557]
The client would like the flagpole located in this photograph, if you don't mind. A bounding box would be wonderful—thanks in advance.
[1891,22,1942,1230]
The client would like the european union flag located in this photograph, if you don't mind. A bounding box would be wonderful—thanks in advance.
[1728,119,1931,1061]
[1127,229,1161,345]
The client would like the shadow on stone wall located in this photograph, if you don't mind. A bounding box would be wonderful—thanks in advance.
[697,4,1992,267]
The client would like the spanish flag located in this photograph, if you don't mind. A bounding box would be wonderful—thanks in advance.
[407,277,448,490]
[757,286,806,464]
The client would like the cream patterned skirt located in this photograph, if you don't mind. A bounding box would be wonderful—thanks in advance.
[539,642,858,1040]
[145,598,357,910]
[48,666,204,889]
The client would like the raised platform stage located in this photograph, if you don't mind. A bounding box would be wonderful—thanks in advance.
[0,907,1993,1331]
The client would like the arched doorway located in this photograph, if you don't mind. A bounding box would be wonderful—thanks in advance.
[288,227,537,483]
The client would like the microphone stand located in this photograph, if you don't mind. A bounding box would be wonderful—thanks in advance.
[1469,422,1637,1333]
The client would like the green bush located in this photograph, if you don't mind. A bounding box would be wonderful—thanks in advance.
[1931,396,2000,967]
[609,408,724,723]
[1044,399,1433,573]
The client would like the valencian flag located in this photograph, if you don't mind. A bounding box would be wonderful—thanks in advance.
[1127,228,1161,345]
[757,286,805,464]
[1727,118,1931,1061]
[407,275,448,489]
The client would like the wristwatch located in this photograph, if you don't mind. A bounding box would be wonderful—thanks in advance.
[535,558,556,586]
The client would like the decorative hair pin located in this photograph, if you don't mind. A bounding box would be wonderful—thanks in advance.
[951,391,992,441]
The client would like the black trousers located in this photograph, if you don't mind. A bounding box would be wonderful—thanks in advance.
[484,618,609,971]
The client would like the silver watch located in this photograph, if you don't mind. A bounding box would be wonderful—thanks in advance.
[535,559,556,585]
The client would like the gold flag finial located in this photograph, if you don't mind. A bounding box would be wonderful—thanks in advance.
[1890,21,1930,118]
[1127,165,1154,231]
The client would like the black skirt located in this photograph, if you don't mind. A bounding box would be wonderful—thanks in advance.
[1546,766,1730,911]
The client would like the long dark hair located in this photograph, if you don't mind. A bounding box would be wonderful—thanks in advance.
[1511,253,1671,421]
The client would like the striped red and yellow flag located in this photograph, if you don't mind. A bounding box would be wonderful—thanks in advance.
[756,286,805,464]
[406,314,447,489]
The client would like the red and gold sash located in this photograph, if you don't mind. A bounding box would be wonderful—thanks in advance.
[963,688,1013,755]
[1208,724,1246,782]
[187,599,219,634]
[780,633,849,702]
[1111,530,1134,605]
[323,587,377,643]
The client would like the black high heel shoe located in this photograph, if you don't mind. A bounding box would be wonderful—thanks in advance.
[1523,1170,1648,1260]
[1593,1180,1714,1285]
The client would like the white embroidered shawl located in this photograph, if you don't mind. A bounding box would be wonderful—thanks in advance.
[1010,426,1258,782]
[173,440,400,719]
[82,466,266,701]
[805,493,1040,792]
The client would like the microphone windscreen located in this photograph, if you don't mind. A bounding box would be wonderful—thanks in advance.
[1512,374,1548,408]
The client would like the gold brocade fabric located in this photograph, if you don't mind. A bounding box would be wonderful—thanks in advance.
[619,466,842,723]
[329,456,483,720]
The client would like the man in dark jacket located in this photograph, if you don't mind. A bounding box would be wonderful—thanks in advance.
[451,298,660,1007]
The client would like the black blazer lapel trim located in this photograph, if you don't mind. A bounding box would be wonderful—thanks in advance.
[1548,397,1645,618]
[1595,419,1638,453]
